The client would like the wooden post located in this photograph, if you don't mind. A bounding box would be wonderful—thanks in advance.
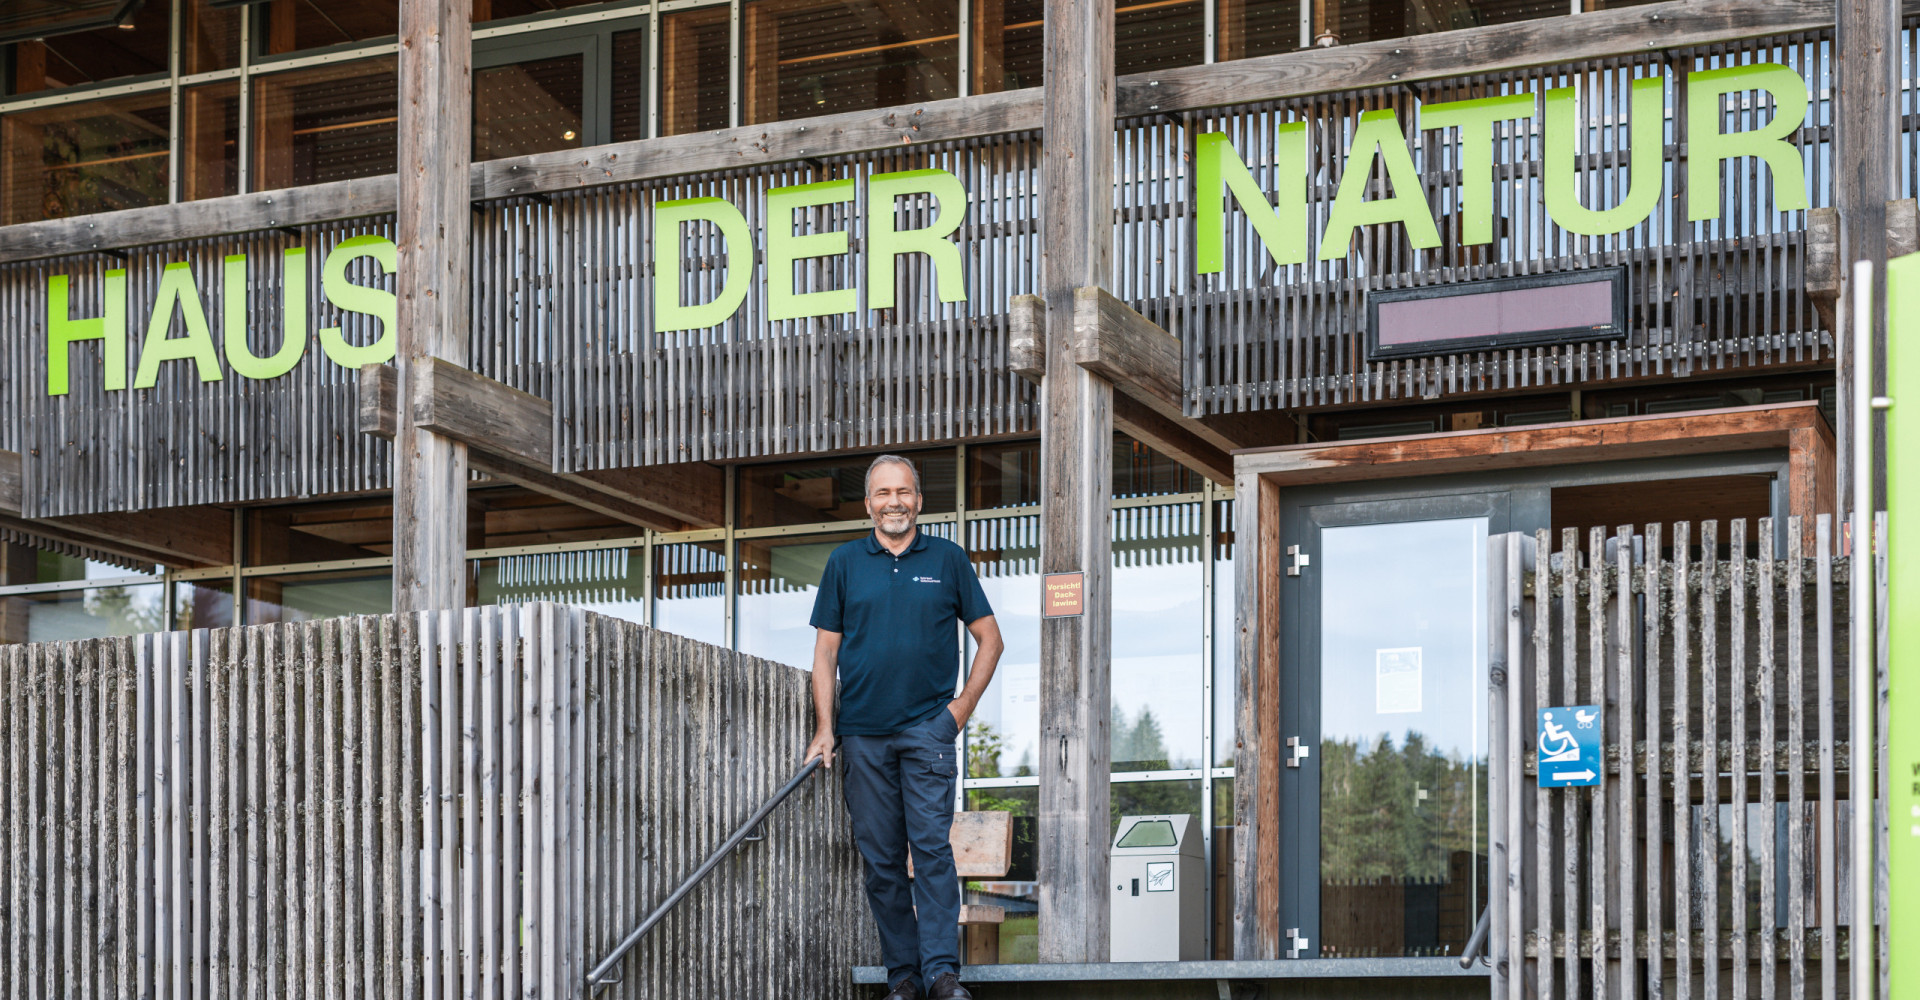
[393,0,474,613]
[1833,0,1898,506]
[1036,0,1114,965]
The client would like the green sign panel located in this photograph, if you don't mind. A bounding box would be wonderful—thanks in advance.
[1891,249,1920,1000]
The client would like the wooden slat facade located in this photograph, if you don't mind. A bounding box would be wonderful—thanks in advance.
[0,14,1898,519]
[1487,516,1881,1000]
[0,604,876,1000]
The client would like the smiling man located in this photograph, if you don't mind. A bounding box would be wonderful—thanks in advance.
[804,454,1004,1000]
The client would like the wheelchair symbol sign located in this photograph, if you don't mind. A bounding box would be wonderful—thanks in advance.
[1536,705,1602,788]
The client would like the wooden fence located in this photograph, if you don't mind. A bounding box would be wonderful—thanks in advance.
[0,604,876,1000]
[1487,515,1884,1000]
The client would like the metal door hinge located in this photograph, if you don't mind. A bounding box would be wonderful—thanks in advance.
[1286,545,1310,576]
[1286,736,1311,768]
[1286,927,1311,959]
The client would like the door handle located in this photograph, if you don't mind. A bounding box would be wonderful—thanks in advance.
[1286,544,1310,576]
[1286,736,1311,768]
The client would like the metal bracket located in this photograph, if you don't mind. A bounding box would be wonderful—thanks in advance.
[1285,545,1310,576]
[1285,927,1311,959]
[1286,736,1311,768]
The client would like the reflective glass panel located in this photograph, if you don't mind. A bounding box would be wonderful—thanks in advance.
[260,0,398,53]
[1112,503,1202,771]
[184,0,244,73]
[968,440,1041,510]
[610,28,648,143]
[475,548,646,624]
[965,786,1039,962]
[33,552,154,584]
[969,0,1043,94]
[660,6,730,136]
[1217,0,1305,59]
[1116,0,1202,76]
[0,91,170,225]
[15,584,168,642]
[1308,0,1564,46]
[740,449,955,529]
[252,59,399,190]
[183,81,241,202]
[174,579,235,630]
[1317,516,1487,958]
[653,540,726,646]
[735,530,868,670]
[1111,778,1201,836]
[477,0,617,21]
[965,515,1038,778]
[247,570,393,625]
[1212,775,1236,958]
[25,3,171,90]
[475,54,585,160]
[741,0,958,125]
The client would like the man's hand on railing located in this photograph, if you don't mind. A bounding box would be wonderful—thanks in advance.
[804,727,836,770]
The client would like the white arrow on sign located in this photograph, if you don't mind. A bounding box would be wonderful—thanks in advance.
[1553,770,1597,782]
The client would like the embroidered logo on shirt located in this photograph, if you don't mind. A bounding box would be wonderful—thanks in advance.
[911,576,942,583]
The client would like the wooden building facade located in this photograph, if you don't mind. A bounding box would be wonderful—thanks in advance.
[0,0,1905,989]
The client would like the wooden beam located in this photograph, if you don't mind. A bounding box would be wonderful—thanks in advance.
[1806,206,1840,331]
[1834,0,1899,509]
[1009,294,1046,382]
[393,0,475,613]
[1036,0,1114,964]
[1111,395,1234,486]
[0,0,1851,264]
[360,361,724,530]
[1115,0,1833,116]
[1234,401,1835,493]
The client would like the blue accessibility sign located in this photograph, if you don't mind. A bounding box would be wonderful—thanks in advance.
[1536,705,1602,788]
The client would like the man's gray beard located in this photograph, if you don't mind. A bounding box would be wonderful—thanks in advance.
[875,511,916,538]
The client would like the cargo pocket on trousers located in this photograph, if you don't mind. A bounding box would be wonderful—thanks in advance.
[925,748,957,779]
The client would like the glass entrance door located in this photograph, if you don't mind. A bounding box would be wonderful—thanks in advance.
[1280,492,1507,960]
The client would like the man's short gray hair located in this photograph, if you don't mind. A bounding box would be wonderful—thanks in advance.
[864,454,921,494]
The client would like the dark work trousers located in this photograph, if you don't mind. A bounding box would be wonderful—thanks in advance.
[840,707,963,992]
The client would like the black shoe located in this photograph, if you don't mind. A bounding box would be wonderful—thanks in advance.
[882,978,922,1000]
[927,972,972,1000]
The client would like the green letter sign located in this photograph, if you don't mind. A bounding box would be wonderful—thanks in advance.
[1686,63,1809,223]
[766,179,857,321]
[1196,124,1308,272]
[318,235,399,368]
[654,197,755,333]
[1423,92,1536,246]
[225,248,309,380]
[866,169,967,312]
[1545,77,1665,236]
[1319,110,1442,261]
[47,269,127,396]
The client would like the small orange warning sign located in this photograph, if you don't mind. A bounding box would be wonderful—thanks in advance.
[1042,572,1084,618]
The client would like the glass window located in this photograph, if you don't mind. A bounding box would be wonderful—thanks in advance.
[1111,778,1201,835]
[968,0,1042,94]
[1112,502,1202,771]
[964,785,1038,962]
[609,28,647,143]
[734,529,867,669]
[1,91,170,225]
[1211,774,1235,958]
[21,2,171,91]
[1114,434,1202,497]
[247,569,393,624]
[13,583,169,642]
[741,0,958,125]
[965,514,1038,778]
[968,440,1040,510]
[183,81,241,202]
[1217,0,1304,60]
[184,0,244,73]
[249,503,393,563]
[1116,0,1202,76]
[653,539,726,646]
[476,0,620,22]
[1308,0,1564,47]
[174,579,236,630]
[739,449,956,529]
[660,5,730,136]
[259,0,398,54]
[1212,497,1235,766]
[252,58,399,189]
[476,548,647,624]
[475,53,586,160]
[32,551,152,585]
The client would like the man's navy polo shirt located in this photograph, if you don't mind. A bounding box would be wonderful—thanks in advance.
[809,529,992,736]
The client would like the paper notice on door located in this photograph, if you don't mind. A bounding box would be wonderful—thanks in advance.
[1375,647,1423,714]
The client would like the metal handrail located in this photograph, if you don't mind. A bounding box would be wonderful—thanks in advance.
[1458,906,1492,969]
[585,756,824,993]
